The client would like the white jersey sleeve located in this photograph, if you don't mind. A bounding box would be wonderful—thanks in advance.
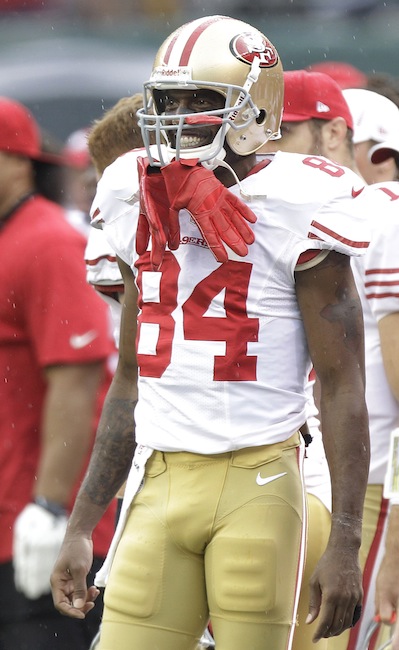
[357,183,399,322]
[84,227,123,289]
[90,149,142,268]
[351,182,399,484]
[93,150,370,455]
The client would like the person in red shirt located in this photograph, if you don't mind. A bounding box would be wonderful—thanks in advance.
[0,96,116,650]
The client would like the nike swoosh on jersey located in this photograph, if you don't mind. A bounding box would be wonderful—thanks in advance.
[351,186,365,198]
[69,330,98,349]
[256,471,287,486]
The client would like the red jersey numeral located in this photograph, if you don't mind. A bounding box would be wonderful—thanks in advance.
[136,255,259,380]
[378,187,399,201]
[136,252,179,378]
[303,156,345,177]
[183,261,259,381]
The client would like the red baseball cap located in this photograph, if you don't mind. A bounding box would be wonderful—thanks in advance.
[283,70,354,130]
[306,61,367,90]
[0,96,63,164]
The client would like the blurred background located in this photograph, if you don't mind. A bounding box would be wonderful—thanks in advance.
[1,0,398,142]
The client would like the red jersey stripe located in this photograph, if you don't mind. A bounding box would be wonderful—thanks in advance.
[365,279,399,287]
[347,496,388,650]
[85,255,118,266]
[366,268,399,275]
[366,291,399,299]
[310,221,369,249]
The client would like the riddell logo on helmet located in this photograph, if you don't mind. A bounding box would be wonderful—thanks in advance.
[230,32,279,68]
[152,66,191,81]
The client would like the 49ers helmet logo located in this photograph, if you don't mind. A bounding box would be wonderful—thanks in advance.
[230,31,279,68]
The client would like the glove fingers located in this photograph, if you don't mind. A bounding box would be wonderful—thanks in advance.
[223,207,255,245]
[167,209,181,251]
[210,209,249,257]
[150,231,168,270]
[192,214,228,263]
[136,212,151,256]
[228,193,257,224]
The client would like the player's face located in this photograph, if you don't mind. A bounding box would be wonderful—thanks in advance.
[275,121,324,156]
[154,88,225,150]
[0,152,30,218]
[353,140,398,184]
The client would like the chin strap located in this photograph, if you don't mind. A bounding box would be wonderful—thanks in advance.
[238,56,261,115]
[202,156,269,202]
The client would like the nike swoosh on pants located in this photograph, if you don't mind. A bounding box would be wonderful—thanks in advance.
[256,471,287,486]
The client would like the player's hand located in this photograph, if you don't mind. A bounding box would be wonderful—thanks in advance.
[50,534,98,619]
[161,158,257,264]
[136,156,179,270]
[306,544,363,642]
[13,503,68,599]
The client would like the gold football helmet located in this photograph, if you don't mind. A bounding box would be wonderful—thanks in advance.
[138,15,283,167]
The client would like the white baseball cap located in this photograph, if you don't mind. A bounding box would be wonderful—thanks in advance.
[369,139,399,164]
[342,88,399,144]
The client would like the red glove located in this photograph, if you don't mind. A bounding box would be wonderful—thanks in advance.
[136,157,179,270]
[161,159,257,263]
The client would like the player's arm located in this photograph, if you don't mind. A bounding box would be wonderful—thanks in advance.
[295,250,370,642]
[378,313,399,401]
[13,362,106,600]
[374,313,399,642]
[35,362,105,504]
[51,256,139,619]
[375,503,399,638]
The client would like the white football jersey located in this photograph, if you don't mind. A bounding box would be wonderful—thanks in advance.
[92,148,370,454]
[351,182,399,484]
[84,226,123,348]
[85,226,123,290]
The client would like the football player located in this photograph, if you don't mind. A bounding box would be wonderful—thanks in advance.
[51,16,370,650]
[261,69,399,650]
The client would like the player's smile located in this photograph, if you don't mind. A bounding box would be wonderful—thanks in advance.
[154,88,225,149]
[177,128,214,149]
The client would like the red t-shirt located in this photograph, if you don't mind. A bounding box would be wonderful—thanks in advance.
[0,194,116,563]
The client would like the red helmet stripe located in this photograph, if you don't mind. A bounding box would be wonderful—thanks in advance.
[179,16,223,65]
[163,29,180,64]
[165,16,224,67]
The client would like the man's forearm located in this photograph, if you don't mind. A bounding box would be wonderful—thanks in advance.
[321,390,370,544]
[35,363,104,505]
[67,396,137,536]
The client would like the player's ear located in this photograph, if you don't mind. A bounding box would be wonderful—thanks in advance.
[324,117,347,150]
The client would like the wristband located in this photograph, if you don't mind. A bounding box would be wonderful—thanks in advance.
[33,496,67,518]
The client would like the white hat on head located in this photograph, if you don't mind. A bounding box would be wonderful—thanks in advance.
[369,139,399,164]
[342,88,399,144]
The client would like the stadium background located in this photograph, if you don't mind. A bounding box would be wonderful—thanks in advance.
[0,0,398,140]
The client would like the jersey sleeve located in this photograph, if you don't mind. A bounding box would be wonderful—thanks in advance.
[25,234,114,367]
[85,227,123,292]
[242,152,371,264]
[90,150,140,268]
[309,187,370,259]
[361,184,399,322]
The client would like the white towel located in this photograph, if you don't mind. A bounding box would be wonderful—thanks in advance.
[95,445,154,587]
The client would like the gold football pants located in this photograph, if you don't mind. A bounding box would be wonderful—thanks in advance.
[99,432,306,650]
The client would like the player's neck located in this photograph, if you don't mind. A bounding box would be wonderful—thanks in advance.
[214,152,257,187]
